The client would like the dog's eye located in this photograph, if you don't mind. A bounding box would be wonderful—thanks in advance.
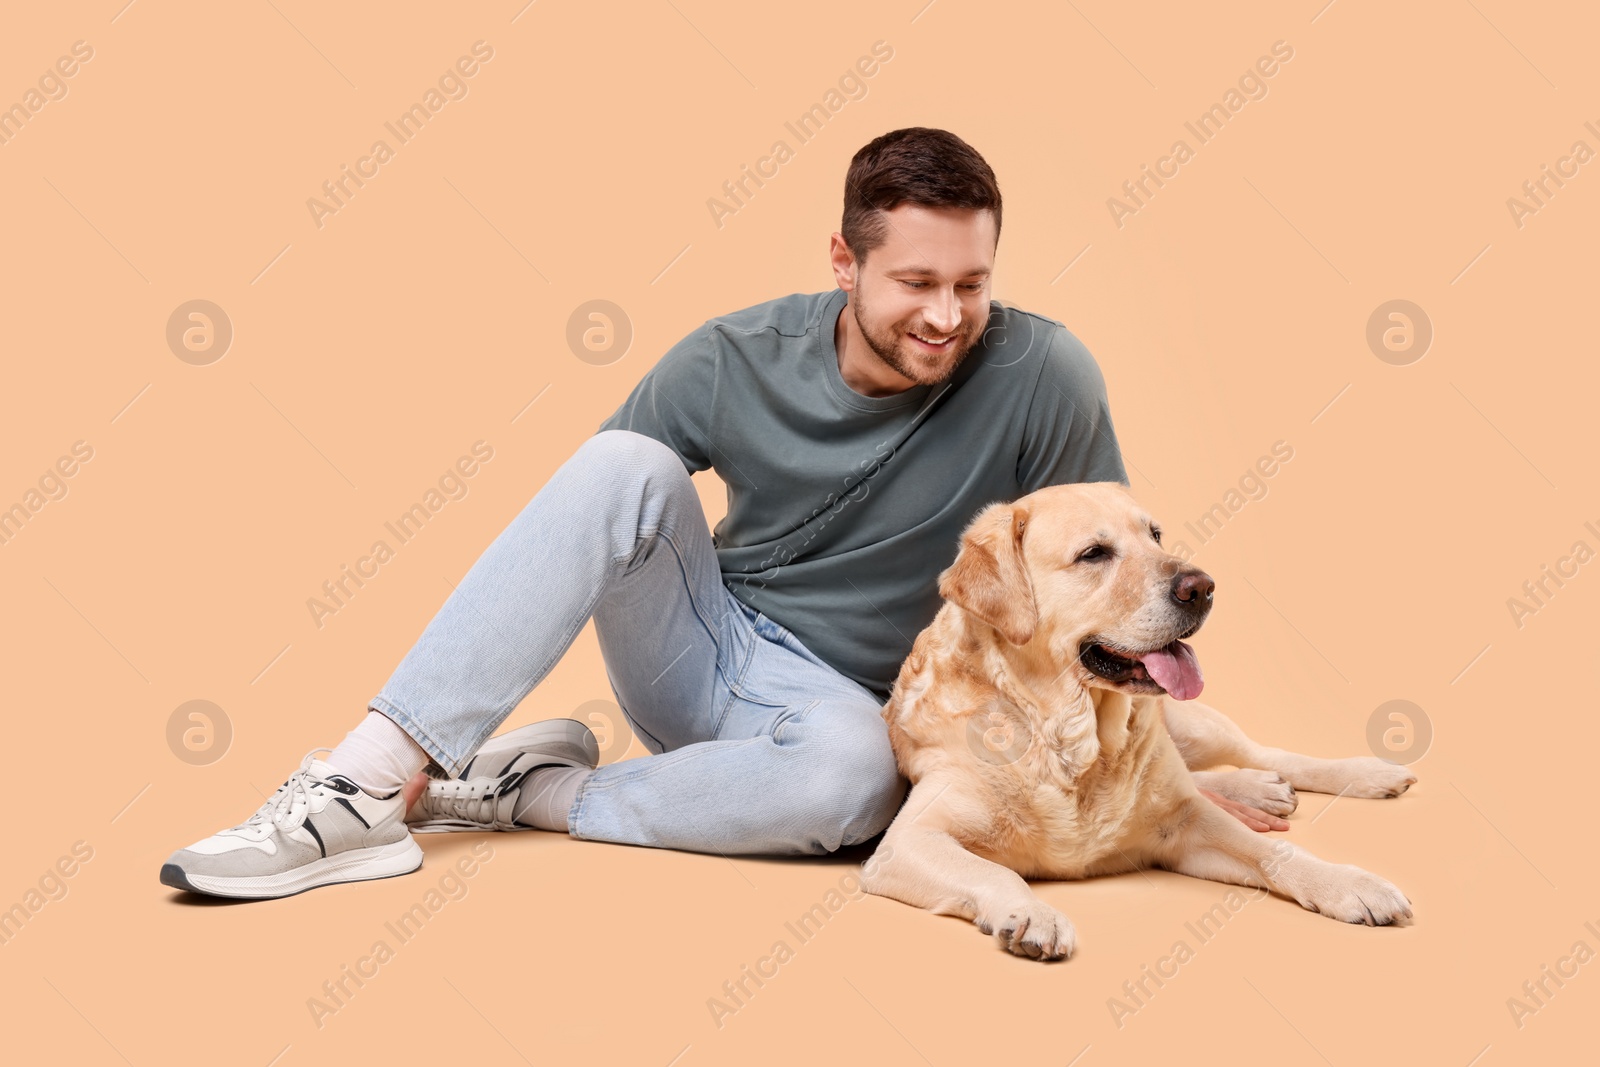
[1151,527,1162,544]
[1077,544,1111,562]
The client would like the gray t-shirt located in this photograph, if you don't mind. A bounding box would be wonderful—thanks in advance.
[597,287,1128,702]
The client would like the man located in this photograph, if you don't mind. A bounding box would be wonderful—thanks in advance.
[162,127,1279,901]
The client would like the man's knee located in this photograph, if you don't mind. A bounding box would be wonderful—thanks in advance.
[796,711,908,852]
[562,431,696,550]
[575,430,686,483]
[840,762,908,848]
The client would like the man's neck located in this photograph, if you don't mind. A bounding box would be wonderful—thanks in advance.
[834,298,918,399]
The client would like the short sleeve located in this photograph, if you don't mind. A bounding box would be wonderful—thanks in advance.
[1017,324,1128,492]
[596,322,719,474]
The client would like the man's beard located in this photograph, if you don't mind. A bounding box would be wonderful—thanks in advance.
[852,288,980,386]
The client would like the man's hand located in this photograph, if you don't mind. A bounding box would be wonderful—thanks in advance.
[1198,787,1290,832]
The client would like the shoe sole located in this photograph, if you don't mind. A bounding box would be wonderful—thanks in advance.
[462,718,600,776]
[160,837,424,900]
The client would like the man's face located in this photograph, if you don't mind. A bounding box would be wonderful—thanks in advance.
[834,204,997,386]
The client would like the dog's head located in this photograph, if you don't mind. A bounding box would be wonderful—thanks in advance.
[936,482,1213,700]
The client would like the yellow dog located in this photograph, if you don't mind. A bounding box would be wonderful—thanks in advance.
[862,482,1416,960]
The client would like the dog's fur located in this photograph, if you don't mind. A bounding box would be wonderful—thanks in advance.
[861,482,1416,960]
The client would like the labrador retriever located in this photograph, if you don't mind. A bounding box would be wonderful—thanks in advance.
[860,482,1417,960]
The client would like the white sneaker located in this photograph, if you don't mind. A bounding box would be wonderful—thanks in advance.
[406,719,599,833]
[160,750,423,899]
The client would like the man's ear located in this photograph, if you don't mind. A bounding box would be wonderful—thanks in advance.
[938,502,1037,645]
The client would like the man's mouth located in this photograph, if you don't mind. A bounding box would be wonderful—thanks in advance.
[908,330,957,352]
[1078,638,1205,701]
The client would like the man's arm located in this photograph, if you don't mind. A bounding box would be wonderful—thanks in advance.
[1016,323,1128,492]
[596,321,719,474]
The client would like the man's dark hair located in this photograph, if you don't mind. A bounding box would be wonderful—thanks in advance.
[841,127,1002,264]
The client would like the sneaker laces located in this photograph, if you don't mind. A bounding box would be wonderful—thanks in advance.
[235,749,329,833]
[414,768,530,831]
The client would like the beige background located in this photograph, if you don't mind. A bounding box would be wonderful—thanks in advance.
[2,1,1595,1063]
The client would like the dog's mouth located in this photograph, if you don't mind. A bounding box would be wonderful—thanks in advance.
[1078,636,1205,700]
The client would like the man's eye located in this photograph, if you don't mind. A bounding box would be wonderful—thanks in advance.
[901,281,984,291]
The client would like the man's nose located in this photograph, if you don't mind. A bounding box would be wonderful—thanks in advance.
[1171,569,1215,610]
[923,288,960,333]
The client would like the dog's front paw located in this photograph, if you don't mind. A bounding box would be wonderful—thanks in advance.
[1297,864,1413,926]
[1329,757,1418,798]
[977,900,1076,960]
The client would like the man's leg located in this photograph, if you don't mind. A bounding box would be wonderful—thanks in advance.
[164,428,801,898]
[572,587,909,855]
[367,429,736,778]
[378,427,905,854]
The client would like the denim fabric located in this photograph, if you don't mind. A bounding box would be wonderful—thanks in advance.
[370,430,908,856]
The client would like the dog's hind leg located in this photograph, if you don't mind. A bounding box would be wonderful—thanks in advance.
[1163,698,1417,798]
[861,778,1075,961]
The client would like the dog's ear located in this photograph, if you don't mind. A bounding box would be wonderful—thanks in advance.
[938,502,1037,645]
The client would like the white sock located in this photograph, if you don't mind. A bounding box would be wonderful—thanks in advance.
[511,766,590,832]
[328,710,430,799]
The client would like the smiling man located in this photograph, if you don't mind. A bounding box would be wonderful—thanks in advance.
[161,127,1271,902]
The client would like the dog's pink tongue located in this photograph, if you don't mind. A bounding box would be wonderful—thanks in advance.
[1139,640,1204,700]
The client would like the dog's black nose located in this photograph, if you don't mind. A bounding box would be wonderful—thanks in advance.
[1172,569,1214,608]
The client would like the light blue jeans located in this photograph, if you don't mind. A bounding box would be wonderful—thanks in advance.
[369,430,908,855]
